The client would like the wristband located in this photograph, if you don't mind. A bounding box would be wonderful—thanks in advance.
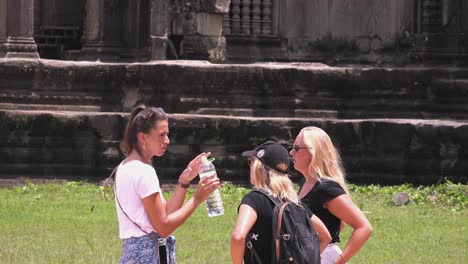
[178,181,190,189]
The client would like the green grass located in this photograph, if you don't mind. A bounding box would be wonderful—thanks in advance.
[0,181,466,263]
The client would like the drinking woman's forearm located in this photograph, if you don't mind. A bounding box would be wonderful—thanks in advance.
[166,167,195,213]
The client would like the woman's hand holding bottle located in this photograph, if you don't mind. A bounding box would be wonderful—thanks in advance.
[178,152,211,184]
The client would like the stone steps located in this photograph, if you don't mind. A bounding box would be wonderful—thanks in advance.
[1,110,466,185]
[189,107,468,120]
[0,103,101,112]
[1,60,468,185]
[1,91,467,119]
[1,60,468,119]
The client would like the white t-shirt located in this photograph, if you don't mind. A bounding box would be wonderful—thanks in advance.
[115,160,161,239]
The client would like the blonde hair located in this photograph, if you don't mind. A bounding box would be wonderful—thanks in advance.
[250,158,299,204]
[300,126,349,194]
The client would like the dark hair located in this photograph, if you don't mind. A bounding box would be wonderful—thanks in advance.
[120,106,168,156]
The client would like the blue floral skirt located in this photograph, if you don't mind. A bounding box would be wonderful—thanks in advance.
[119,232,176,264]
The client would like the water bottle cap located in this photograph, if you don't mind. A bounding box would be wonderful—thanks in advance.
[201,156,215,163]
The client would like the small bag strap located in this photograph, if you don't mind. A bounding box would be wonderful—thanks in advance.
[110,165,175,264]
[111,165,151,236]
[102,167,118,201]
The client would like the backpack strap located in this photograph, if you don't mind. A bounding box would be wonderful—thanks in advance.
[245,233,263,264]
[275,203,289,263]
[251,189,288,264]
[244,189,280,264]
[251,189,281,206]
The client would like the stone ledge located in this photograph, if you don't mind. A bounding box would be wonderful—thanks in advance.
[1,110,467,185]
[1,59,468,119]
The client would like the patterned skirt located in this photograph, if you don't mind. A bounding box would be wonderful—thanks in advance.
[119,232,176,264]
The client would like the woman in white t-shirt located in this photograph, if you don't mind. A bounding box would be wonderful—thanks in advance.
[115,106,220,264]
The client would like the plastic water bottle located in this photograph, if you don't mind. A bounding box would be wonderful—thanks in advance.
[198,157,224,217]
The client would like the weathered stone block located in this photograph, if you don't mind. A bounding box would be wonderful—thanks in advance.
[181,35,226,63]
[196,13,223,36]
[172,12,223,36]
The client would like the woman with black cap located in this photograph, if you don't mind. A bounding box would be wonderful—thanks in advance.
[231,141,331,264]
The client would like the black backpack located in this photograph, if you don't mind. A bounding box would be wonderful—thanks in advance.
[246,189,320,264]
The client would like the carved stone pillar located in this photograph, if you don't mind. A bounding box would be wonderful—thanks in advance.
[123,0,150,51]
[80,0,123,61]
[422,0,442,33]
[0,0,39,58]
[0,0,6,57]
[464,1,468,33]
[33,0,40,34]
[231,0,241,34]
[149,0,170,60]
[241,0,251,35]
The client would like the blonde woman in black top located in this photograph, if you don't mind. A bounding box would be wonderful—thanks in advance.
[231,141,331,264]
[290,127,373,264]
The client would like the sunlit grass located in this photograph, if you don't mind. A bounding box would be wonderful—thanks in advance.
[0,181,466,263]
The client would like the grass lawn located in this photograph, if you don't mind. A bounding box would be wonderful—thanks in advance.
[0,181,466,263]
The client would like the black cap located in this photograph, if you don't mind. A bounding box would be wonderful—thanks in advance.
[242,141,289,173]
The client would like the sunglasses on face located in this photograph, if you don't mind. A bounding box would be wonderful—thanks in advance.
[292,145,309,152]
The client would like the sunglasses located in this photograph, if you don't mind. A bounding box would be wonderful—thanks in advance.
[143,110,155,119]
[247,157,254,166]
[292,145,310,152]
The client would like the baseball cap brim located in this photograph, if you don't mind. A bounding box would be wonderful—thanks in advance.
[241,150,256,157]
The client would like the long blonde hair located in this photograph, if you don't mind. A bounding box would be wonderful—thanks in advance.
[300,126,349,194]
[250,158,299,204]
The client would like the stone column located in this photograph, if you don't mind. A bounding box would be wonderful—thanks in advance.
[122,0,150,60]
[149,0,170,60]
[0,0,7,57]
[464,1,468,33]
[33,0,40,34]
[80,0,122,61]
[0,0,39,58]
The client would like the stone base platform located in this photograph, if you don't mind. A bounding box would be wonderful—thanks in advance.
[1,59,467,185]
[1,110,466,185]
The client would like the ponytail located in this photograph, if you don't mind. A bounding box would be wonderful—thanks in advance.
[250,158,300,204]
[120,105,167,157]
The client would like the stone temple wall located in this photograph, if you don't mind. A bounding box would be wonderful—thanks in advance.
[0,59,467,185]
